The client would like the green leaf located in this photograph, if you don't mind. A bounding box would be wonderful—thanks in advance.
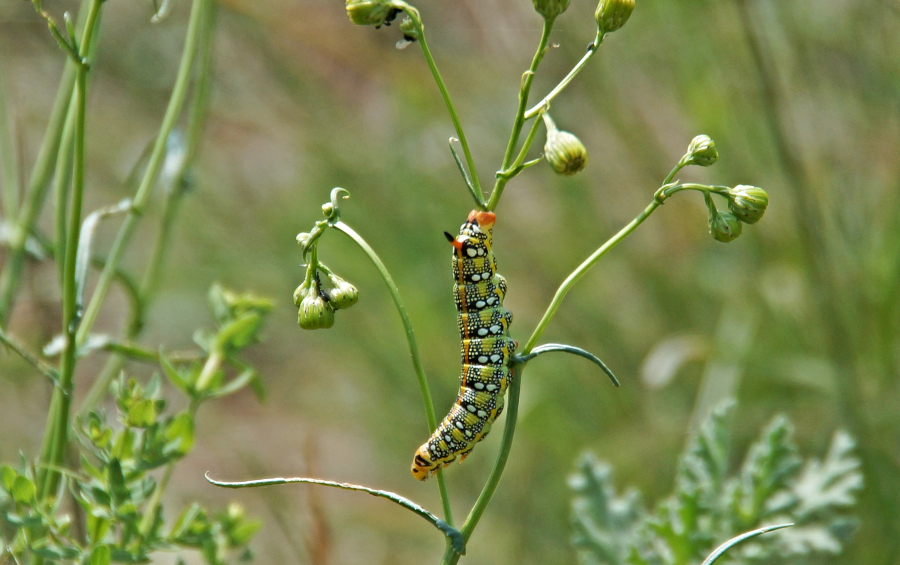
[11,475,36,504]
[89,544,111,565]
[127,398,157,428]
[1,465,17,491]
[209,367,256,399]
[163,412,195,457]
[214,313,262,352]
[107,459,130,506]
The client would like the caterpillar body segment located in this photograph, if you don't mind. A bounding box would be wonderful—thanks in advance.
[411,210,516,481]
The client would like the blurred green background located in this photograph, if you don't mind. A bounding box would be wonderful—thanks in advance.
[1,0,898,564]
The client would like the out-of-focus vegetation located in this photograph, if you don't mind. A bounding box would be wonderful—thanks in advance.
[570,401,862,565]
[1,0,897,564]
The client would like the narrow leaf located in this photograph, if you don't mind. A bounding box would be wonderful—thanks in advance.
[699,524,793,565]
[205,472,467,555]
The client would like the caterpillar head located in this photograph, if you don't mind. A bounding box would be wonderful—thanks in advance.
[411,446,439,480]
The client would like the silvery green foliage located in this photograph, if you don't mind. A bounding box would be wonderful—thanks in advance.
[570,402,862,565]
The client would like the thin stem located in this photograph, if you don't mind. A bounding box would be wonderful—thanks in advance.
[402,4,483,207]
[523,198,661,354]
[486,18,555,212]
[502,17,555,170]
[331,220,454,527]
[440,365,523,565]
[36,0,104,500]
[524,30,603,120]
[78,2,217,418]
[0,326,61,385]
[76,0,211,346]
[0,0,91,327]
[486,110,544,211]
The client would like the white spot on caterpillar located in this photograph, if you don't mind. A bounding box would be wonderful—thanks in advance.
[465,430,473,437]
[467,404,476,412]
[456,421,465,429]
[467,248,478,257]
[477,410,488,418]
[471,274,481,281]
[490,325,501,334]
[475,300,486,308]
[477,328,489,336]
[478,355,489,364]
[482,272,491,280]
[486,384,497,392]
[474,382,485,390]
[477,248,485,256]
[490,354,501,363]
[486,297,496,305]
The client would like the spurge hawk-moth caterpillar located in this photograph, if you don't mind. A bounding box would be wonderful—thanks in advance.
[411,210,516,480]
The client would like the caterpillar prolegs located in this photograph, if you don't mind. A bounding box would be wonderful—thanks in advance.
[411,211,517,480]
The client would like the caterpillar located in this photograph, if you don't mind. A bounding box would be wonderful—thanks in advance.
[411,210,516,480]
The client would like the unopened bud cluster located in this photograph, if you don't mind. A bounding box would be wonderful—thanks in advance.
[595,0,634,35]
[346,0,402,29]
[682,134,718,167]
[532,0,571,20]
[294,270,359,330]
[543,114,588,176]
[707,186,768,243]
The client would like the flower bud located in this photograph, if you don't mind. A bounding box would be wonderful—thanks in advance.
[297,280,335,330]
[322,202,335,217]
[326,274,359,310]
[684,134,718,167]
[543,115,587,176]
[709,211,743,243]
[595,0,635,35]
[345,0,401,28]
[532,0,571,20]
[399,17,419,42]
[727,185,768,224]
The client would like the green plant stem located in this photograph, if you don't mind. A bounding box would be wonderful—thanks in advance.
[78,2,217,417]
[486,17,555,211]
[522,198,660,354]
[52,99,76,285]
[76,0,211,347]
[0,0,93,327]
[36,0,104,501]
[440,365,522,565]
[524,30,603,120]
[331,220,454,527]
[487,111,544,212]
[401,4,483,207]
[0,326,60,385]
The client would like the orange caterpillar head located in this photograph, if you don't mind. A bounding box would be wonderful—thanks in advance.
[468,210,495,230]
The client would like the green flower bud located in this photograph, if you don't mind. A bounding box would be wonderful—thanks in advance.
[326,274,359,310]
[399,17,419,42]
[297,280,335,330]
[684,134,718,167]
[532,0,571,20]
[293,279,310,307]
[727,185,768,224]
[345,0,401,28]
[543,114,587,176]
[709,210,743,243]
[595,0,635,35]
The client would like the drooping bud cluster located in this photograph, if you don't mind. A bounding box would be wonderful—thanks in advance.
[532,0,571,21]
[727,185,768,224]
[543,113,588,176]
[682,134,718,167]
[595,0,635,35]
[345,0,402,29]
[294,276,334,330]
[708,210,743,243]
